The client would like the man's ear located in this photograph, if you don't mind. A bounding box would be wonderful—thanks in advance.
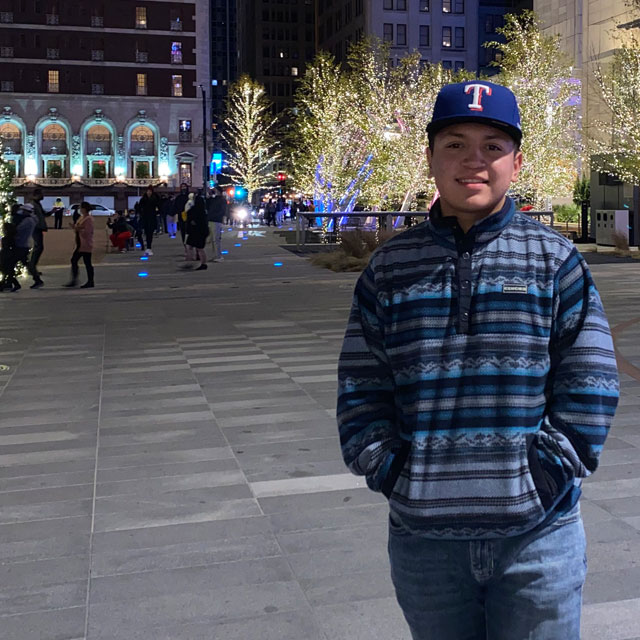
[511,149,523,182]
[426,146,433,178]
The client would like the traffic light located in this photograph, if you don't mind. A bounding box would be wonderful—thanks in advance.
[227,187,235,198]
[277,172,287,183]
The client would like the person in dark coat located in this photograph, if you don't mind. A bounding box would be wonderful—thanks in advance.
[185,195,209,270]
[206,187,228,261]
[173,183,190,245]
[0,203,38,292]
[138,186,160,256]
[27,188,47,287]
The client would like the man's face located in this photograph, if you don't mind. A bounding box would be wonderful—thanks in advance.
[427,122,522,220]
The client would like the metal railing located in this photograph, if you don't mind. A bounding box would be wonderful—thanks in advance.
[295,211,426,249]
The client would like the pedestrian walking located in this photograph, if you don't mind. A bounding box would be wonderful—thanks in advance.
[206,187,227,262]
[185,195,208,270]
[0,203,38,292]
[173,183,190,245]
[27,188,48,287]
[138,186,160,256]
[265,199,277,227]
[52,197,64,229]
[162,194,177,239]
[337,80,619,640]
[64,201,94,288]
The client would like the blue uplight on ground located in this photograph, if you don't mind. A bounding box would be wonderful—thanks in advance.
[234,243,242,247]
[221,250,229,255]
[140,256,148,261]
[273,262,283,267]
[138,272,148,277]
[135,243,141,248]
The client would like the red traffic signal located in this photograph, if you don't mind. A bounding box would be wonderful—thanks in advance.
[277,172,287,182]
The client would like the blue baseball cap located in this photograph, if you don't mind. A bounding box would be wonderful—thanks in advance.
[427,81,522,145]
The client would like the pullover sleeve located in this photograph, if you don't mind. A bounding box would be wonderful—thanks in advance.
[337,264,400,492]
[536,249,619,494]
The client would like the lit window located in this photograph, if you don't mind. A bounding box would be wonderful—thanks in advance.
[442,26,452,47]
[291,66,298,76]
[136,6,147,29]
[178,119,191,142]
[172,74,182,97]
[48,70,59,93]
[171,41,182,64]
[136,73,147,96]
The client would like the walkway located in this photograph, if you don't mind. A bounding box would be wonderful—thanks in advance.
[0,227,638,639]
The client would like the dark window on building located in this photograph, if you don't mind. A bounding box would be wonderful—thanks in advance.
[383,23,393,43]
[419,25,430,47]
[397,24,406,46]
[442,59,452,69]
[262,9,269,21]
[397,0,407,10]
[419,0,429,10]
[442,26,451,48]
[454,0,464,13]
[383,0,392,9]
[455,26,464,48]
[454,60,464,72]
[355,0,363,16]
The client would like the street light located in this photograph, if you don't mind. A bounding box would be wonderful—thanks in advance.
[199,84,208,191]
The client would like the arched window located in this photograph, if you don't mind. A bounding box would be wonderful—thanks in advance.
[130,124,155,178]
[0,122,21,154]
[41,123,67,154]
[86,124,111,154]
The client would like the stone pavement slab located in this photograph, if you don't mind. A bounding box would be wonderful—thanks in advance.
[0,227,639,639]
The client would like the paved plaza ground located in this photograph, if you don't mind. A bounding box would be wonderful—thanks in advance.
[0,225,639,639]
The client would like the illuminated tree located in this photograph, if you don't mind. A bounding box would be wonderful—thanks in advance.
[221,75,280,201]
[486,11,581,208]
[0,143,15,223]
[289,40,469,211]
[591,37,640,184]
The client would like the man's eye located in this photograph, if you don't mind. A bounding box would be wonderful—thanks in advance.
[447,143,461,148]
[487,144,502,151]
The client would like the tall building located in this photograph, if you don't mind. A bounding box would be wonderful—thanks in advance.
[238,0,316,115]
[210,0,238,130]
[536,0,640,228]
[316,0,532,75]
[0,0,210,208]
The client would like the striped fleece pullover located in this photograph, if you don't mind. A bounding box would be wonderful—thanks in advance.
[337,198,619,539]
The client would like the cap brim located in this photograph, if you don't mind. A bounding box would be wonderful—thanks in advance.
[427,116,522,145]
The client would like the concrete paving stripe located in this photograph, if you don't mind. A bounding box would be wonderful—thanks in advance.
[178,336,246,344]
[181,347,262,356]
[218,411,331,428]
[581,598,640,639]
[292,375,337,384]
[281,364,338,373]
[103,355,186,365]
[100,384,202,398]
[270,354,338,364]
[192,362,280,374]
[250,473,365,498]
[209,397,297,411]
[186,354,270,365]
[102,363,191,375]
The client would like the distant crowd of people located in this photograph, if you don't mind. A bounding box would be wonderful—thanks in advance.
[0,183,312,292]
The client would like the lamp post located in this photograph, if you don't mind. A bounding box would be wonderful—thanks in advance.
[200,84,207,192]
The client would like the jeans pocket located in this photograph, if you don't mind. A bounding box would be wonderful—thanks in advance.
[389,511,411,537]
[549,503,581,529]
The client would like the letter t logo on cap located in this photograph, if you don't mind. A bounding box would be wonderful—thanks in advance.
[465,83,492,112]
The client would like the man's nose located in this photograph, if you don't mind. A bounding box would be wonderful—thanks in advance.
[461,145,486,165]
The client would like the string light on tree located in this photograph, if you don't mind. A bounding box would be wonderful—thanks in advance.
[221,75,280,202]
[485,11,581,209]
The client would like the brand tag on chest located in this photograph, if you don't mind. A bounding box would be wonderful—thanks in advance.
[502,284,528,294]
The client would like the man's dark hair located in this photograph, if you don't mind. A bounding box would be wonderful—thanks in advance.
[33,188,43,197]
[80,201,93,212]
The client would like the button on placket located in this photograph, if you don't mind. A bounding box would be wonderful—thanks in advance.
[457,252,473,334]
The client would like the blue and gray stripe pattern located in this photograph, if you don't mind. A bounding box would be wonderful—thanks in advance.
[337,198,619,539]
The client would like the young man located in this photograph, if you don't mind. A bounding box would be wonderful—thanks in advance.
[337,81,619,640]
[27,188,47,288]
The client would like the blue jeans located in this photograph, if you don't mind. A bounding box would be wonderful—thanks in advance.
[388,504,586,640]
